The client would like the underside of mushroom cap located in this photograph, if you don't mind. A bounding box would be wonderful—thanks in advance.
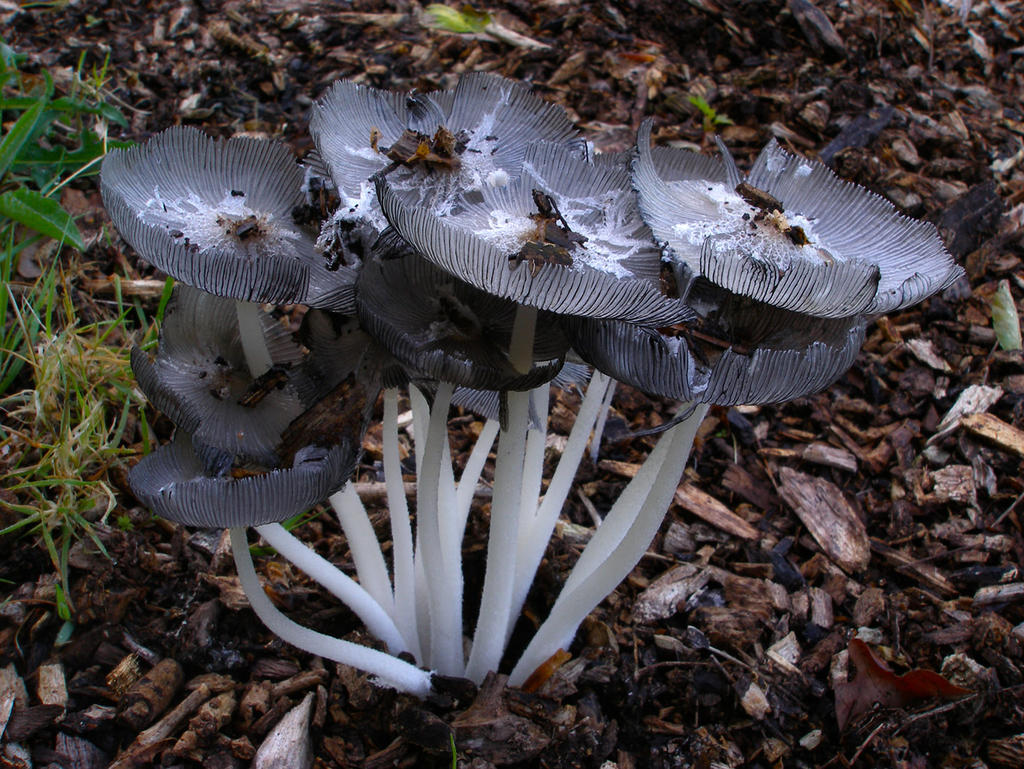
[356,231,568,391]
[565,282,867,405]
[129,432,357,528]
[310,72,585,226]
[632,121,962,318]
[451,361,591,424]
[101,126,357,309]
[376,142,691,325]
[130,286,314,467]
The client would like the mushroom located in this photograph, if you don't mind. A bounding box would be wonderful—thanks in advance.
[130,285,314,470]
[309,73,586,230]
[111,74,964,699]
[503,126,962,686]
[631,120,963,317]
[101,126,358,311]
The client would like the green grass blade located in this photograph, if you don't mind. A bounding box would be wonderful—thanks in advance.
[0,187,85,250]
[0,92,45,179]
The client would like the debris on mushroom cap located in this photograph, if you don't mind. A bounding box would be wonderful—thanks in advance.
[564,281,868,406]
[309,72,586,229]
[130,286,316,469]
[128,432,358,528]
[101,126,357,310]
[632,120,964,318]
[356,231,568,391]
[376,142,693,326]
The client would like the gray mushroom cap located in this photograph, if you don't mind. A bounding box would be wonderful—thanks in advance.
[129,432,356,528]
[101,126,357,310]
[309,72,586,228]
[130,286,315,468]
[633,121,963,318]
[564,282,867,406]
[376,143,692,325]
[356,231,569,391]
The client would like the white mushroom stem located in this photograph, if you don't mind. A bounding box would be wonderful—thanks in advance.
[509,305,538,374]
[506,371,613,640]
[255,523,407,654]
[464,386,532,680]
[507,403,710,687]
[234,300,273,377]
[382,388,421,659]
[330,484,395,617]
[230,528,432,698]
[454,418,500,536]
[588,377,617,462]
[415,381,464,674]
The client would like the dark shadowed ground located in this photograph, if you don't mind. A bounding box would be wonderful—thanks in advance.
[2,1,1023,767]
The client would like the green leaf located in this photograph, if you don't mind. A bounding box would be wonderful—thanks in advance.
[0,188,85,250]
[990,279,1022,351]
[425,4,490,33]
[0,94,46,180]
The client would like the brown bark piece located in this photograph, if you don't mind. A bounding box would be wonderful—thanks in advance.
[674,483,759,540]
[632,563,711,624]
[451,673,550,765]
[119,659,184,730]
[777,467,870,573]
[961,412,1024,457]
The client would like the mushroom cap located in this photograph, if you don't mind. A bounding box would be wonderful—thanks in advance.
[376,142,691,325]
[633,121,963,318]
[565,281,867,405]
[131,286,315,467]
[129,432,356,528]
[309,72,585,227]
[101,126,357,310]
[356,231,569,391]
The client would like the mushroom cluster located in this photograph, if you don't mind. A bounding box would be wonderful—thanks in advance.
[103,73,962,696]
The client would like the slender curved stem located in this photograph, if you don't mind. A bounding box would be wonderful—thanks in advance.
[508,404,709,687]
[509,306,538,373]
[382,388,420,659]
[506,371,612,638]
[330,484,394,616]
[255,523,407,654]
[416,381,462,674]
[455,419,500,534]
[230,528,432,697]
[235,300,272,376]
[464,387,531,680]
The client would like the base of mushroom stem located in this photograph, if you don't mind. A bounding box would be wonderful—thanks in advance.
[228,381,709,695]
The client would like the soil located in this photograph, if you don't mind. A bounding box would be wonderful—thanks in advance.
[2,1,1024,767]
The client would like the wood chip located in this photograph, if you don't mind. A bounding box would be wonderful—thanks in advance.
[926,465,978,505]
[777,467,870,573]
[766,632,802,670]
[738,680,771,720]
[929,384,1004,443]
[973,583,1024,607]
[37,662,67,710]
[906,338,953,372]
[852,587,886,627]
[632,563,711,624]
[674,483,759,540]
[870,539,956,597]
[961,412,1024,457]
[809,587,834,629]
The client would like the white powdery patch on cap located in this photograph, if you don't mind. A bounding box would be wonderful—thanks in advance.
[665,180,839,274]
[143,189,305,260]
